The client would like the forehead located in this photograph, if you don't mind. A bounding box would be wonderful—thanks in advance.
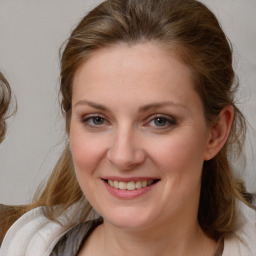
[72,42,200,110]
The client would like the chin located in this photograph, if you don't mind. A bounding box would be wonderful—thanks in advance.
[99,207,159,230]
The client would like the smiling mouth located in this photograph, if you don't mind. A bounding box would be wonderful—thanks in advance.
[104,179,160,191]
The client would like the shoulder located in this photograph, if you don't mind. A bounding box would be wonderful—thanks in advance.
[223,202,256,256]
[0,202,98,256]
[0,206,74,256]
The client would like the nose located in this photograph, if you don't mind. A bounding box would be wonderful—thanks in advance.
[107,127,146,170]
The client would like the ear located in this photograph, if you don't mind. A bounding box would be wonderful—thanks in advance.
[204,105,234,161]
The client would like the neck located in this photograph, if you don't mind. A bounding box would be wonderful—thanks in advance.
[81,216,216,256]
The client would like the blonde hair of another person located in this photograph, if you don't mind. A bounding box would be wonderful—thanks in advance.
[0,71,16,143]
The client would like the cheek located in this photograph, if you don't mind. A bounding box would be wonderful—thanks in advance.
[151,133,207,208]
[69,126,107,176]
[69,128,110,203]
[148,131,207,179]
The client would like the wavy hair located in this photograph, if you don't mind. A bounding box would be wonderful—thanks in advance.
[1,0,253,242]
[0,71,15,143]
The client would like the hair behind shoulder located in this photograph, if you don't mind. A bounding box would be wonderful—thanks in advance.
[1,0,254,243]
[58,0,254,237]
[0,145,90,245]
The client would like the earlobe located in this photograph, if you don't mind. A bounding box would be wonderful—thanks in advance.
[204,106,234,161]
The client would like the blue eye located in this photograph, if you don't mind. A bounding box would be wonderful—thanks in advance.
[153,118,168,127]
[82,115,107,127]
[91,117,105,125]
[148,116,176,128]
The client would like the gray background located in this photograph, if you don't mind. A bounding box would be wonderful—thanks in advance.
[0,0,255,205]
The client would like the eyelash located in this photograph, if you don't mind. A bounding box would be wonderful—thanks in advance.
[80,114,177,130]
[81,114,109,128]
[145,115,177,129]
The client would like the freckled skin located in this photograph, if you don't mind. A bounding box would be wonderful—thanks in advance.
[70,42,212,231]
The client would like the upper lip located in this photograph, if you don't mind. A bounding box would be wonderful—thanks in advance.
[101,176,160,182]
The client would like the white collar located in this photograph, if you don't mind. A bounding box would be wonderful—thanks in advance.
[1,201,255,256]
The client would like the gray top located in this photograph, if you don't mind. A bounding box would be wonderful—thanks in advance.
[50,217,103,256]
[50,216,223,256]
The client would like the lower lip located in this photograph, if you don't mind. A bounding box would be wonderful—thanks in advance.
[103,181,158,199]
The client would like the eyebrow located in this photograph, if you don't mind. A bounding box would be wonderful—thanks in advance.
[138,101,187,112]
[74,100,110,111]
[74,100,187,112]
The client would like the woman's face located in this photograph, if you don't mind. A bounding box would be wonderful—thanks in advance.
[70,42,212,230]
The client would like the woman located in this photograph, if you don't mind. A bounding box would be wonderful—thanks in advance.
[1,0,255,255]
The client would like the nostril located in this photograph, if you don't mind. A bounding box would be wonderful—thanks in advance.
[106,136,146,169]
[107,149,146,170]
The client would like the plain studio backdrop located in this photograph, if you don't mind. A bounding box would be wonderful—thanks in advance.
[0,0,255,205]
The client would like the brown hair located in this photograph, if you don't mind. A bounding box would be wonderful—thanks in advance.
[0,71,17,244]
[1,0,253,242]
[0,71,15,143]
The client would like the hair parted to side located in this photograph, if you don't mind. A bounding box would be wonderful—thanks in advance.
[1,0,253,243]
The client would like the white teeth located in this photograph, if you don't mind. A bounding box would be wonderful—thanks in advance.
[108,180,114,186]
[108,179,155,191]
[135,181,142,189]
[114,180,119,189]
[118,182,127,190]
[142,180,147,188]
[127,181,136,190]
